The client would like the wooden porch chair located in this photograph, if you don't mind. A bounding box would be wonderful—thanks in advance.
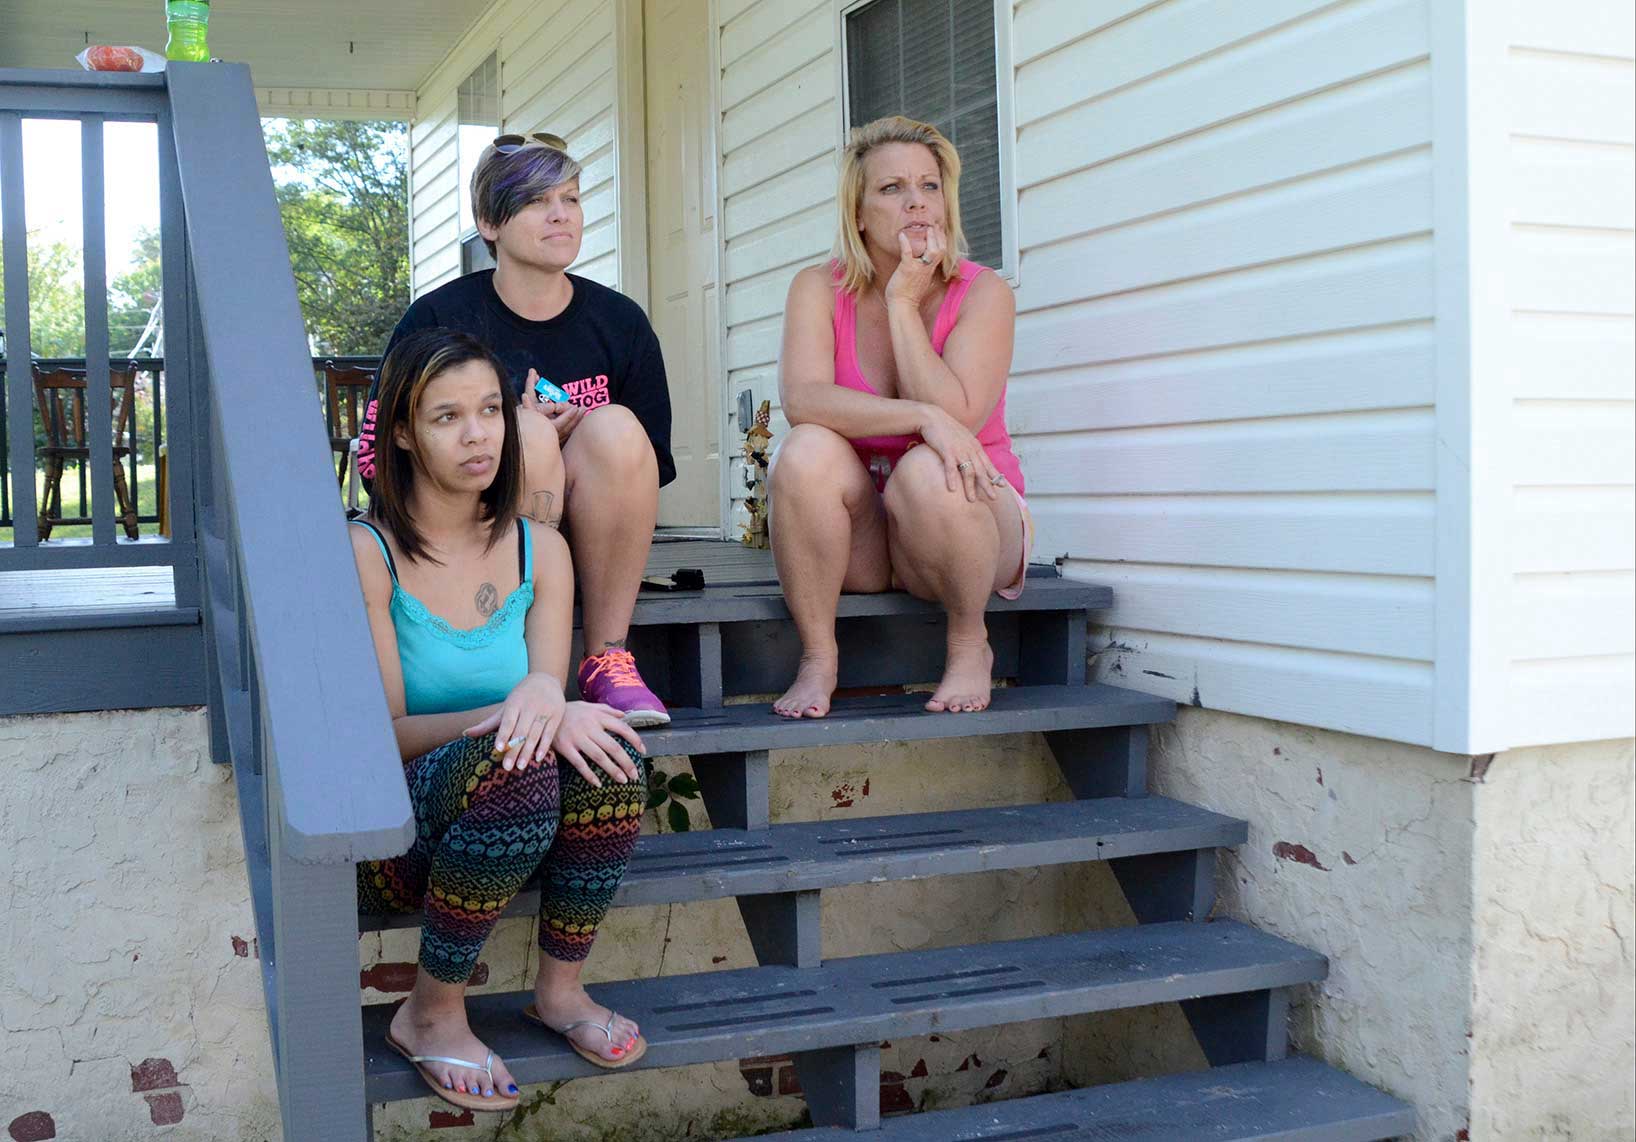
[32,365,141,541]
[322,361,375,493]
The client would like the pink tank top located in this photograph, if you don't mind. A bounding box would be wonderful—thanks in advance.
[832,259,1025,494]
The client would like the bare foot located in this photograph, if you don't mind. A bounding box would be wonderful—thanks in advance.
[773,652,838,719]
[925,637,994,713]
[389,996,518,1100]
[533,981,641,1063]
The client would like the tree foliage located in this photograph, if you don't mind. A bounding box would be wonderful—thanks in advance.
[0,236,87,358]
[0,227,161,358]
[262,118,410,356]
[109,228,163,356]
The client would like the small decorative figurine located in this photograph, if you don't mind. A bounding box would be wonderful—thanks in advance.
[741,399,773,548]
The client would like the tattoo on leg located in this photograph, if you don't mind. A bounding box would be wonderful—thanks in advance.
[525,490,560,529]
[602,639,627,651]
[475,582,500,617]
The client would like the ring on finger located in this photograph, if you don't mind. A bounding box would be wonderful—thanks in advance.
[991,473,1008,486]
[957,460,974,473]
[917,253,933,264]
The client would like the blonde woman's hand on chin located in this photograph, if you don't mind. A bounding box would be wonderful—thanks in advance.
[917,404,1001,504]
[884,223,947,310]
[464,671,566,771]
[553,702,645,789]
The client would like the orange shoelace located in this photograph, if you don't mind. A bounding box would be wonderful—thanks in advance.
[584,647,643,687]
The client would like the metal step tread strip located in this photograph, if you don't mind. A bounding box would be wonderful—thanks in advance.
[748,1055,1415,1142]
[643,684,1176,756]
[358,795,1248,930]
[360,920,1326,1102]
[626,576,1110,626]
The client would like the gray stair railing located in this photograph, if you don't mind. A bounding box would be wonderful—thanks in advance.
[1,65,416,1140]
[164,62,414,1140]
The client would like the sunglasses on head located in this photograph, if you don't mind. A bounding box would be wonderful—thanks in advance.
[492,131,569,154]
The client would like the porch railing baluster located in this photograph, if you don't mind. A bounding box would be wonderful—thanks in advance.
[1,111,38,546]
[81,112,116,548]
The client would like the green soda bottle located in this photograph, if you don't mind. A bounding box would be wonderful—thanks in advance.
[165,0,210,62]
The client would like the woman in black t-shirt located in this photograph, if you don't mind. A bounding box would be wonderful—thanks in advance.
[358,132,675,730]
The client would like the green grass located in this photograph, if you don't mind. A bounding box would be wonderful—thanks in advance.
[2,462,160,544]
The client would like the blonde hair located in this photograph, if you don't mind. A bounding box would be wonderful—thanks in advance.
[834,116,964,296]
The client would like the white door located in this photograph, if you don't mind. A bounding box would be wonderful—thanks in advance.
[645,0,721,529]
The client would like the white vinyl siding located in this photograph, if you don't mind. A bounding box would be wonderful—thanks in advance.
[402,0,1632,751]
[718,0,840,433]
[1497,2,1635,747]
[409,0,622,300]
[1009,0,1441,745]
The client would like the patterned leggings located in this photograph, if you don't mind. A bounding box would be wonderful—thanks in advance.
[357,732,648,983]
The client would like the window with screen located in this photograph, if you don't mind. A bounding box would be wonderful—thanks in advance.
[843,0,1009,274]
[457,52,499,273]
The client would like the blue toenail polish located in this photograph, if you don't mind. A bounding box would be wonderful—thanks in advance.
[443,1080,453,1089]
[508,1084,519,1094]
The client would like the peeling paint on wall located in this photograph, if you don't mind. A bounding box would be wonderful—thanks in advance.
[1146,707,1636,1142]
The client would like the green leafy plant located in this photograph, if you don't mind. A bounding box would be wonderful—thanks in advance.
[647,767,702,832]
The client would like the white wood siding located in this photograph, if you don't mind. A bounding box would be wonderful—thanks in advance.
[1497,1,1635,746]
[409,0,623,299]
[1008,0,1442,745]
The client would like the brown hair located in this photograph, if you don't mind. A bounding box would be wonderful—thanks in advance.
[834,116,965,296]
[471,136,584,258]
[368,328,520,563]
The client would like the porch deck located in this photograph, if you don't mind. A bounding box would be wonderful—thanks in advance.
[0,535,768,617]
[0,534,1070,617]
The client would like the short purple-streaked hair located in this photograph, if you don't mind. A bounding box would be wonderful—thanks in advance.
[471,140,583,257]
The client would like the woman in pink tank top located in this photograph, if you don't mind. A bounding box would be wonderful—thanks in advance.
[769,116,1032,720]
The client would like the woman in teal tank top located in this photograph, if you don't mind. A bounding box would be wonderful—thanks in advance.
[351,330,650,1114]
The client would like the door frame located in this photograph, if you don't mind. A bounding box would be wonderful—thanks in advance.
[615,0,731,535]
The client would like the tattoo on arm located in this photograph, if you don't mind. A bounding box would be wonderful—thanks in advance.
[525,490,561,529]
[475,582,500,617]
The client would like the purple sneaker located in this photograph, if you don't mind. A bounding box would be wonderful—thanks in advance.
[578,648,671,727]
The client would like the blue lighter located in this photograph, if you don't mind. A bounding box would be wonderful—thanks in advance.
[533,376,570,404]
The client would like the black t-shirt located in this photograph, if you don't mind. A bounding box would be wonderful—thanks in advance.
[363,270,675,486]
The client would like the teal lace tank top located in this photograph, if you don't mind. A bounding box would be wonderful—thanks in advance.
[351,518,534,716]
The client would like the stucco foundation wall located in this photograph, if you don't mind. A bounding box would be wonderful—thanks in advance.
[1144,706,1478,1141]
[0,707,280,1142]
[1469,737,1636,1141]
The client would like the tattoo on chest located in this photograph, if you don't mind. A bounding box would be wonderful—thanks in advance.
[475,582,500,616]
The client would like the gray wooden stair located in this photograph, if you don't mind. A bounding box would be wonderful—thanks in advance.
[358,795,1247,930]
[624,573,1109,626]
[348,550,1412,1136]
[612,556,1103,705]
[640,685,1175,756]
[749,1055,1415,1141]
[361,920,1326,1102]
